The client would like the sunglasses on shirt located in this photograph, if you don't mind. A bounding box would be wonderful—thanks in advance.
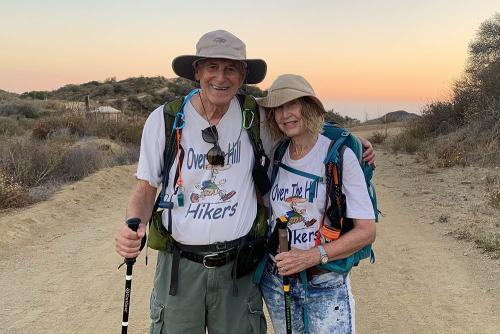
[201,125,225,167]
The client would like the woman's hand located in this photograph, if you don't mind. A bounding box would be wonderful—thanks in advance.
[275,247,320,276]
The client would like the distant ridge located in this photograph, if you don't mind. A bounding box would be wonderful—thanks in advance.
[0,76,266,115]
[365,110,420,124]
[0,89,19,101]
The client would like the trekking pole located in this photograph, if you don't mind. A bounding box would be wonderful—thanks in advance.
[119,218,142,334]
[277,215,292,334]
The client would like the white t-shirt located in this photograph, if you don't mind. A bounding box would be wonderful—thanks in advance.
[137,95,263,245]
[269,134,374,250]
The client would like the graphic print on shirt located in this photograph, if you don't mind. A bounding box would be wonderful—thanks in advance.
[184,138,241,222]
[190,168,236,203]
[283,196,317,227]
[271,190,321,250]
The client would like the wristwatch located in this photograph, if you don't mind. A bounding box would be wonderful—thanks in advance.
[318,245,328,264]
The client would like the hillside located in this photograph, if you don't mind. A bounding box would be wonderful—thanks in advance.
[3,76,266,115]
[0,89,19,101]
[365,110,420,125]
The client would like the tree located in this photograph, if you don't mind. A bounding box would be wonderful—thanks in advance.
[465,12,500,109]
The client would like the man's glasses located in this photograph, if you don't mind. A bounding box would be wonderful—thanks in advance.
[202,125,225,166]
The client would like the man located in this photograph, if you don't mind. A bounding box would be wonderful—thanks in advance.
[115,30,375,333]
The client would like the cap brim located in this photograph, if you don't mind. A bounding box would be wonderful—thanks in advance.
[256,89,326,113]
[172,55,267,84]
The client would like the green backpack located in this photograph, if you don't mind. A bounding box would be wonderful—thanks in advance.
[147,89,269,251]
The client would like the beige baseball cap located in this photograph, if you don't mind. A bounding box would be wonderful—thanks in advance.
[172,30,267,84]
[257,74,326,112]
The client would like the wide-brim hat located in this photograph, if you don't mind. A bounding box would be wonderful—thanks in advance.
[256,74,326,112]
[172,30,267,84]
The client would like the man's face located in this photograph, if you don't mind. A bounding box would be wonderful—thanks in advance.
[194,58,246,108]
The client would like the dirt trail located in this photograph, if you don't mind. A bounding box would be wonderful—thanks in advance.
[1,156,499,333]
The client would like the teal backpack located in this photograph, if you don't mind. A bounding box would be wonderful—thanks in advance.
[254,122,379,282]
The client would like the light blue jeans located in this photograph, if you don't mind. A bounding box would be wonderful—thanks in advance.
[260,263,355,334]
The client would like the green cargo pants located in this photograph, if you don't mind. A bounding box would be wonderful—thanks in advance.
[149,251,267,334]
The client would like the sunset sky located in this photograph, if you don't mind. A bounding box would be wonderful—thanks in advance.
[1,1,498,119]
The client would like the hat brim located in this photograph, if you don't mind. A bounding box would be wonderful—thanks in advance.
[256,88,326,113]
[172,55,267,84]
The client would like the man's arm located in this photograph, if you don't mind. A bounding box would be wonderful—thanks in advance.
[115,180,157,258]
[359,136,375,167]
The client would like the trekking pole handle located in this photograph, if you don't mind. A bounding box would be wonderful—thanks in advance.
[124,218,142,262]
[126,217,141,232]
[277,216,289,253]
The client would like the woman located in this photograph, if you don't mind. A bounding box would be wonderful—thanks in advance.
[257,74,376,333]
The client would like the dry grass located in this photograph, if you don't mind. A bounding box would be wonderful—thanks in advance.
[451,224,500,259]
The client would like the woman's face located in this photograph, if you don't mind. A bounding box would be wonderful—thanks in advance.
[274,99,306,138]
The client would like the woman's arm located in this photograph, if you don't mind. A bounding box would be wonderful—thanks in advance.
[274,219,375,275]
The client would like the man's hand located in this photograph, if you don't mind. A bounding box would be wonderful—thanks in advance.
[359,136,376,168]
[115,222,147,259]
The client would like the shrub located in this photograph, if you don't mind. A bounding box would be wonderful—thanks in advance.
[0,168,30,209]
[112,146,140,165]
[474,232,500,257]
[390,131,421,154]
[368,131,387,144]
[490,184,500,209]
[0,137,67,187]
[32,116,64,140]
[0,116,34,136]
[55,145,104,181]
[88,117,143,144]
[0,100,44,118]
[434,140,465,167]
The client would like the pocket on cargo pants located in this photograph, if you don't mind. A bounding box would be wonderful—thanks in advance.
[149,290,165,334]
[246,291,267,333]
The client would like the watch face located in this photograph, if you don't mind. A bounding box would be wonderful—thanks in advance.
[321,256,328,264]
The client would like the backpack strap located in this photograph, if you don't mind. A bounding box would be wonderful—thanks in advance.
[237,93,264,162]
[322,144,348,241]
[238,93,271,197]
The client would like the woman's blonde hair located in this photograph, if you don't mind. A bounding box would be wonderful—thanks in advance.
[265,97,325,140]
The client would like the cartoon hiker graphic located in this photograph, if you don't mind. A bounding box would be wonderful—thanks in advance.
[284,196,316,227]
[190,171,236,203]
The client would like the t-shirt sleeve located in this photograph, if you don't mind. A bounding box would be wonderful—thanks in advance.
[341,148,375,219]
[135,106,165,188]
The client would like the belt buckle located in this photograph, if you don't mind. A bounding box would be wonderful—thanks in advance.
[202,253,219,269]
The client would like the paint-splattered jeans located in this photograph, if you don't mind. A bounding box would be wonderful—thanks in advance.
[260,263,355,334]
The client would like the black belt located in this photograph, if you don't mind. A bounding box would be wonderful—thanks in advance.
[168,235,246,296]
[181,248,238,268]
